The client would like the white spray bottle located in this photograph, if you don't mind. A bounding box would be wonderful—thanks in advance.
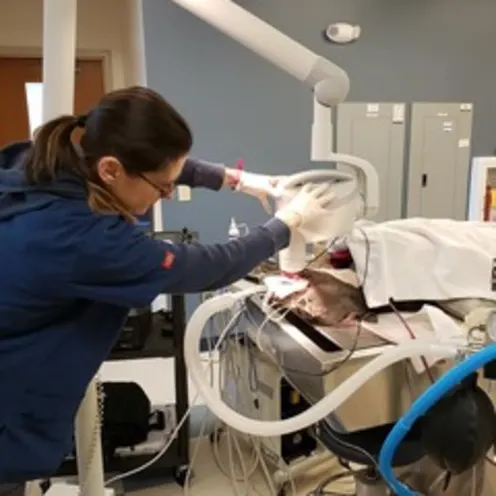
[228,217,241,240]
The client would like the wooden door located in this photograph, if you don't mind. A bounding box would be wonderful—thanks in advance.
[0,57,105,148]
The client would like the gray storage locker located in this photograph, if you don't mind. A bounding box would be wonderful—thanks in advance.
[406,102,473,220]
[336,102,407,222]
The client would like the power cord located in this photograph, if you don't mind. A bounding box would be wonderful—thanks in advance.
[388,298,435,384]
[272,313,367,378]
[0,484,24,496]
[217,337,297,495]
[306,468,358,496]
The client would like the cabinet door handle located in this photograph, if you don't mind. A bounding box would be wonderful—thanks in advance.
[421,173,428,187]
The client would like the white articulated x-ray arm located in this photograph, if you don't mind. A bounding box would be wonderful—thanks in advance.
[173,0,350,106]
[172,0,379,217]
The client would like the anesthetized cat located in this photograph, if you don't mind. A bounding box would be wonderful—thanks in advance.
[276,267,377,326]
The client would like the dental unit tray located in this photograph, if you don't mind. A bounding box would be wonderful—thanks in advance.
[233,279,454,433]
[286,309,387,352]
[244,272,384,351]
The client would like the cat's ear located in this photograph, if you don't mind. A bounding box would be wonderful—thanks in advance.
[340,313,358,327]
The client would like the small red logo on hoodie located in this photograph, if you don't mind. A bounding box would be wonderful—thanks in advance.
[162,251,175,269]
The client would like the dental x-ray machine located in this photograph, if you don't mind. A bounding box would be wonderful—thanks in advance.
[172,0,380,274]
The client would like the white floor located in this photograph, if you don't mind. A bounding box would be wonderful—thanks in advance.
[125,437,352,496]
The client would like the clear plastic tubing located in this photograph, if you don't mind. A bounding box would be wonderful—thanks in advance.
[184,289,460,437]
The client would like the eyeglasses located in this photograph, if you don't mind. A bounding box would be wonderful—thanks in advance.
[138,173,174,198]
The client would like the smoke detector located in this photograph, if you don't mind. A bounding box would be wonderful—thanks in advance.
[324,23,361,44]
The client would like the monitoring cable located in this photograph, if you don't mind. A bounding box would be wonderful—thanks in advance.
[217,321,299,495]
[213,336,296,495]
[246,231,371,380]
[184,307,249,496]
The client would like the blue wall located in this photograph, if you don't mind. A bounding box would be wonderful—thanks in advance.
[143,0,496,246]
[143,1,320,244]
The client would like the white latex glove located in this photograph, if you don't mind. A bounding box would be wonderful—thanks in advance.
[237,172,285,213]
[274,183,335,230]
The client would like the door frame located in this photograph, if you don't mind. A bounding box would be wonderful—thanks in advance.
[0,46,113,92]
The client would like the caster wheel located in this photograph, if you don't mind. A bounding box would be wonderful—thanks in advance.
[40,479,52,494]
[209,428,223,444]
[173,465,192,487]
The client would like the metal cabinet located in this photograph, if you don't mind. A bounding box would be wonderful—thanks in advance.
[406,102,473,220]
[336,102,407,222]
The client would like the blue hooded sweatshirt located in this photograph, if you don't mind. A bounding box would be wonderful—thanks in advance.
[0,141,290,483]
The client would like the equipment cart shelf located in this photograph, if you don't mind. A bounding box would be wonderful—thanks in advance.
[56,292,191,488]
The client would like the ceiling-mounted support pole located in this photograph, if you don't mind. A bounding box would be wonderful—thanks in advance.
[42,0,78,122]
[42,2,106,495]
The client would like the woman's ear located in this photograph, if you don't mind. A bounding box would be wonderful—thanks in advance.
[96,156,123,184]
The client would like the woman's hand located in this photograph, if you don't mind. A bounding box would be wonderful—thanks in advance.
[237,172,286,212]
[275,183,335,231]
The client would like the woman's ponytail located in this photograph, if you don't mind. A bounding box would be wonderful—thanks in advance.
[25,115,81,184]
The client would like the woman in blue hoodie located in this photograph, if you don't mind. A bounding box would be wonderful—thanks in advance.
[0,86,332,491]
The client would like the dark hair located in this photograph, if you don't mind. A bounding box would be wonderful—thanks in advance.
[25,86,193,219]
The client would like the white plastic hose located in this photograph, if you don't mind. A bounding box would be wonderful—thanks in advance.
[184,290,461,437]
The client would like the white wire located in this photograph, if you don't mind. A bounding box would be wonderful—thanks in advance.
[228,327,255,496]
[255,290,308,353]
[183,410,213,496]
[104,392,197,487]
[208,329,253,494]
[219,332,297,495]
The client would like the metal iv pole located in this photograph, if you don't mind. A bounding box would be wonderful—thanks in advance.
[42,1,106,495]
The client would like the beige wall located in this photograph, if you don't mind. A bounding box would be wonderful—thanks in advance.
[0,0,144,90]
